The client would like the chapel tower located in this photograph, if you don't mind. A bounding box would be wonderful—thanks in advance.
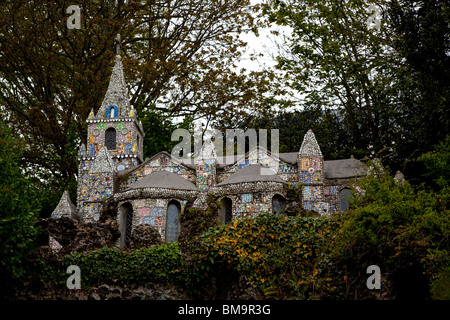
[76,47,144,223]
[297,129,325,212]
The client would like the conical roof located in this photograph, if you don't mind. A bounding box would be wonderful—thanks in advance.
[197,138,218,162]
[51,190,79,221]
[97,54,131,118]
[299,129,322,157]
[89,146,116,173]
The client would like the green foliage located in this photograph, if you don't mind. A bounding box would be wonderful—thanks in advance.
[32,243,183,291]
[0,121,41,297]
[330,160,450,298]
[430,265,450,300]
[390,1,450,171]
[243,108,362,160]
[139,105,192,159]
[262,0,400,163]
[64,244,182,288]
[262,0,450,183]
[178,194,221,252]
[185,213,341,299]
[0,0,277,209]
[419,135,450,189]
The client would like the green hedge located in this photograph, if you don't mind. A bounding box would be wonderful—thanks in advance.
[183,213,341,299]
[34,243,183,290]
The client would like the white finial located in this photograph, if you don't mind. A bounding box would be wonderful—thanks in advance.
[115,34,121,55]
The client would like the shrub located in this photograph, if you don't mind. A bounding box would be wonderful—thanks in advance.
[430,265,450,300]
[178,193,220,252]
[330,160,450,299]
[185,213,341,299]
[0,121,41,297]
[31,243,183,291]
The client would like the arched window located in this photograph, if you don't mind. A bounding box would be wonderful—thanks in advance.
[119,202,133,248]
[106,105,119,118]
[220,197,233,224]
[105,127,116,150]
[339,188,353,211]
[166,201,181,243]
[272,194,285,215]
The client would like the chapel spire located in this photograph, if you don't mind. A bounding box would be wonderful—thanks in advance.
[96,36,131,119]
[298,129,323,158]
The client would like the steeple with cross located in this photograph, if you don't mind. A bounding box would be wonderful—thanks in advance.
[76,35,145,222]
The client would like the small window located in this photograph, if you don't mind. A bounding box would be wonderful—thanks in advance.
[166,201,181,243]
[105,127,116,150]
[339,188,353,211]
[106,105,119,118]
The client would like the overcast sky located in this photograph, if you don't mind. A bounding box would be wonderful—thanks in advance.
[236,0,292,73]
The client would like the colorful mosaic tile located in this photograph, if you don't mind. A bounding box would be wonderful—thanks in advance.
[49,236,63,252]
[303,201,312,211]
[149,158,159,166]
[138,207,150,217]
[301,158,310,170]
[150,207,164,216]
[155,216,163,226]
[160,155,168,166]
[125,143,132,153]
[279,164,295,173]
[303,186,312,201]
[311,157,322,170]
[312,186,322,201]
[134,199,146,207]
[330,185,338,194]
[241,193,252,203]
[156,199,166,207]
[88,143,95,156]
[143,216,155,225]
[238,160,249,169]
[82,202,102,223]
[96,122,106,131]
[302,172,311,183]
[311,172,321,183]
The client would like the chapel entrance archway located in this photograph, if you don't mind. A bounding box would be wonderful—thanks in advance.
[272,194,285,215]
[220,197,233,224]
[118,202,133,248]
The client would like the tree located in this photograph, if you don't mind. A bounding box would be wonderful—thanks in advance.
[0,120,41,297]
[138,105,192,159]
[419,135,450,190]
[0,0,279,214]
[237,107,363,159]
[263,0,402,163]
[262,0,450,183]
[330,159,449,299]
[388,0,450,180]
